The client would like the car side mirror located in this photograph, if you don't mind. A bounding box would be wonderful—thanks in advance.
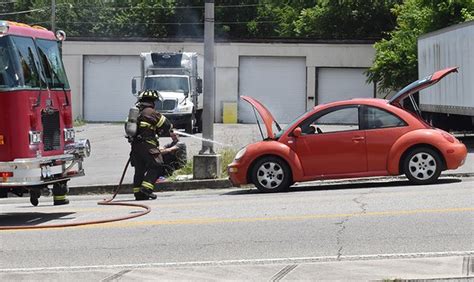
[131,78,137,95]
[293,127,302,137]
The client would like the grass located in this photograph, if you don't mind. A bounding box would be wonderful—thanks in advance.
[169,147,237,180]
[73,118,86,127]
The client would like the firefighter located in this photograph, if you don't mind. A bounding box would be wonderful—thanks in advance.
[161,131,187,177]
[130,89,174,200]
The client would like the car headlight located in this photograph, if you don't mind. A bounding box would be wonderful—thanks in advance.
[234,147,247,160]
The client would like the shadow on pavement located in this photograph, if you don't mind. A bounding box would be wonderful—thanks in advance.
[224,178,463,195]
[0,212,76,227]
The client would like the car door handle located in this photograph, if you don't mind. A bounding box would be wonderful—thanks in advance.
[352,136,365,142]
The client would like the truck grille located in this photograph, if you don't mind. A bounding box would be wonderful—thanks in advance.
[155,99,177,111]
[42,110,61,151]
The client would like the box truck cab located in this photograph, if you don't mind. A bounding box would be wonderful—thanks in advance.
[132,52,203,134]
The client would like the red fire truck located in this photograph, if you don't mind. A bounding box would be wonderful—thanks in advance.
[0,21,90,206]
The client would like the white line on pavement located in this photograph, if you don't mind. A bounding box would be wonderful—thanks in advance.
[1,251,473,273]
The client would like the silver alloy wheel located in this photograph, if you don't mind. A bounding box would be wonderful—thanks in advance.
[408,152,437,180]
[256,161,284,189]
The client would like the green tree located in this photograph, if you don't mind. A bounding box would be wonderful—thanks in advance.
[250,0,399,39]
[293,0,400,39]
[367,0,474,93]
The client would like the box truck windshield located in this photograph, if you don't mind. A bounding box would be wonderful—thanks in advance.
[144,76,189,94]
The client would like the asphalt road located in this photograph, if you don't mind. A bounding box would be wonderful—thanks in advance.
[1,177,473,280]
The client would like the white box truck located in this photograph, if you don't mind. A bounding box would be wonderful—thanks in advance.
[132,52,203,134]
[418,21,474,132]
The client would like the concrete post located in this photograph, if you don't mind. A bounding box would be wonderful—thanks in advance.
[200,0,215,155]
[193,0,221,179]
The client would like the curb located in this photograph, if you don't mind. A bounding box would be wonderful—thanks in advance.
[68,172,474,195]
[68,179,234,195]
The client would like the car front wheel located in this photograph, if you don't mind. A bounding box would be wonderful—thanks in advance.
[403,147,442,185]
[251,156,292,193]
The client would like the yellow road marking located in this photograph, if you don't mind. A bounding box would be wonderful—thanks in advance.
[73,206,474,230]
[3,207,472,232]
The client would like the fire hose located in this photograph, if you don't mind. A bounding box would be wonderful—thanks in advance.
[0,158,152,231]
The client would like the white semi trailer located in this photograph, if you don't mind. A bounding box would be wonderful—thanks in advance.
[418,21,474,132]
[132,52,203,134]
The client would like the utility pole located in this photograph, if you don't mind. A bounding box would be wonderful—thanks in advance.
[200,0,215,154]
[193,0,221,179]
[51,0,56,32]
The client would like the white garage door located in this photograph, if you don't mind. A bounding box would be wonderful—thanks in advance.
[84,56,140,121]
[317,68,374,124]
[239,57,306,124]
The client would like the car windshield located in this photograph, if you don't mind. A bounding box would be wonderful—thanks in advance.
[274,111,309,139]
[144,76,189,93]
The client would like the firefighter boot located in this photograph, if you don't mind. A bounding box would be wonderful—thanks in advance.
[140,181,157,200]
[53,182,69,205]
[133,187,149,201]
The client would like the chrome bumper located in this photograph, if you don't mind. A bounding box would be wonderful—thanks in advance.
[0,139,90,187]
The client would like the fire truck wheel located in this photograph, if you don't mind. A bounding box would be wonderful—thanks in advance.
[0,188,8,198]
[29,188,41,206]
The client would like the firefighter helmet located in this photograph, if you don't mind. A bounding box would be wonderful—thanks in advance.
[138,89,160,101]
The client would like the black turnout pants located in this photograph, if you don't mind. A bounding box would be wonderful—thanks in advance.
[130,141,164,191]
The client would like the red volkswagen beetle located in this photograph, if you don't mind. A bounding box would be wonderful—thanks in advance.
[228,67,467,192]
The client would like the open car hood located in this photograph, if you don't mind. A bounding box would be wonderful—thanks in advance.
[389,67,458,105]
[241,96,278,139]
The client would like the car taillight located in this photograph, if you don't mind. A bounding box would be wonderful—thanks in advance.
[1,172,13,182]
[441,132,455,143]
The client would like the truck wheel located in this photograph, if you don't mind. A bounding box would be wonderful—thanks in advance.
[185,117,194,134]
[0,188,8,198]
[196,110,203,133]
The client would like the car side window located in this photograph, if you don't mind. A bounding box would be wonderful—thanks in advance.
[364,106,407,129]
[299,106,360,135]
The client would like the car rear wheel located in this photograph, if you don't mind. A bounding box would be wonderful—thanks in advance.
[251,156,292,193]
[403,147,442,185]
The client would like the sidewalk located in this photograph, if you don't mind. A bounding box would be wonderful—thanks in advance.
[69,123,474,192]
[1,254,472,280]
